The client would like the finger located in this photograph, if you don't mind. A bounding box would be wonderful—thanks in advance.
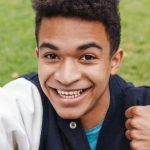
[125,130,141,141]
[125,118,133,130]
[125,117,142,129]
[130,140,138,150]
[125,106,135,118]
[130,140,150,150]
[125,106,143,119]
[125,130,132,141]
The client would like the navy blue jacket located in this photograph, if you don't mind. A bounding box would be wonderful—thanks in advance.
[23,73,150,150]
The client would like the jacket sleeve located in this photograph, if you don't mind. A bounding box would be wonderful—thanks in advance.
[124,86,150,110]
[0,78,43,150]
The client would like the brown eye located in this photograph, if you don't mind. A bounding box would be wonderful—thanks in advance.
[81,54,96,60]
[45,53,59,59]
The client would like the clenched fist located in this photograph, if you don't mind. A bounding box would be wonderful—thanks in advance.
[125,106,150,150]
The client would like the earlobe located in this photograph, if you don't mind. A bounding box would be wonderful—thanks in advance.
[110,48,124,75]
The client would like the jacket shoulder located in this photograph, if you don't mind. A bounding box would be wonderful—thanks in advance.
[124,86,150,109]
[110,75,150,108]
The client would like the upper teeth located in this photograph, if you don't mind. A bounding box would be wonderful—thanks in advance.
[57,90,83,96]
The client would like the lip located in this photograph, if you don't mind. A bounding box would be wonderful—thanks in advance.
[49,87,92,107]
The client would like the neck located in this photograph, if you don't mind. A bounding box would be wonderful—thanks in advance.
[81,89,110,130]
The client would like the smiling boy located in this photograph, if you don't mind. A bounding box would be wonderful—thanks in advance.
[37,16,117,126]
[0,0,150,150]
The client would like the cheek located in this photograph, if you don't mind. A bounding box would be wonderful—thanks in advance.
[38,63,55,83]
[82,63,111,83]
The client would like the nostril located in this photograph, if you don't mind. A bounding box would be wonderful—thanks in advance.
[54,73,82,86]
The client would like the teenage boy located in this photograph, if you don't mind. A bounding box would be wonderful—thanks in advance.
[0,0,150,150]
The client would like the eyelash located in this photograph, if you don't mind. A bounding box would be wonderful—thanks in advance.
[44,53,97,63]
[44,53,59,62]
[80,54,96,61]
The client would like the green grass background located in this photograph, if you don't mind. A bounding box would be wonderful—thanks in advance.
[0,0,150,86]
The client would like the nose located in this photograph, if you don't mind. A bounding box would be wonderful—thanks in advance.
[54,59,82,85]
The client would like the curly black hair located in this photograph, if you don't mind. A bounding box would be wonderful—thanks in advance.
[32,0,121,55]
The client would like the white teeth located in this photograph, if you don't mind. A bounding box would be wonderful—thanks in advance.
[57,89,83,98]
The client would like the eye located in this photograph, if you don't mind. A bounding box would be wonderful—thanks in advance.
[43,53,60,63]
[80,54,96,61]
[45,53,59,59]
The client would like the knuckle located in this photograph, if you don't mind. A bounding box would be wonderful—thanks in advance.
[125,108,130,117]
[125,119,130,129]
[125,130,131,140]
[130,130,137,139]
[130,140,138,150]
[130,119,137,128]
[132,107,140,116]
[125,130,129,136]
[125,130,140,141]
[130,118,142,129]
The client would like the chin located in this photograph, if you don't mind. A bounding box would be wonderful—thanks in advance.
[57,110,82,120]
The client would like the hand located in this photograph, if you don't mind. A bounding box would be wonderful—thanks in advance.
[125,106,150,150]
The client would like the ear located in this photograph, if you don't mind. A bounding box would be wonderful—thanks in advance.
[35,47,39,60]
[110,48,124,75]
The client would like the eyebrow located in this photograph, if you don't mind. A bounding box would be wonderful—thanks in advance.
[39,42,102,51]
[39,43,59,51]
[77,42,102,51]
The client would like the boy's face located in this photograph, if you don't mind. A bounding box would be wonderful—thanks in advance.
[36,17,123,121]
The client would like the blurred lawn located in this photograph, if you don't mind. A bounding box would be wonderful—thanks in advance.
[119,0,150,86]
[0,0,150,86]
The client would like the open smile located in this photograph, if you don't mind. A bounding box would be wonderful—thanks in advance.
[50,87,92,105]
[56,89,85,99]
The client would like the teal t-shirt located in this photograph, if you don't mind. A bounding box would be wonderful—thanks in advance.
[85,121,104,150]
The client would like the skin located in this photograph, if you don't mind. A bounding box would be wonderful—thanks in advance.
[125,106,150,150]
[36,16,123,130]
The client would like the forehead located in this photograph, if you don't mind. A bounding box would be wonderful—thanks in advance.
[38,16,110,50]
